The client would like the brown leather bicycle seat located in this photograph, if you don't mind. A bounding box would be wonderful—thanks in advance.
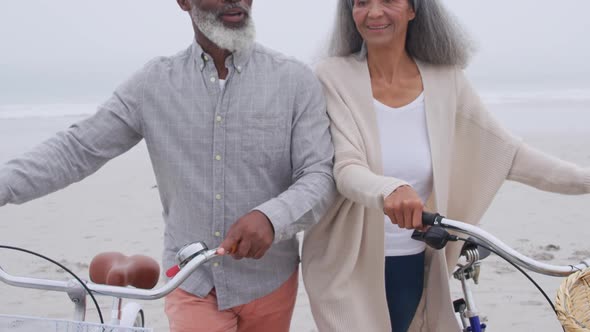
[89,252,160,289]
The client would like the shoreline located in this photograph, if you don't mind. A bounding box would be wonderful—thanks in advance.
[0,110,589,331]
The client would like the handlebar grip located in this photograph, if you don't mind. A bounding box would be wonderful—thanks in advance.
[166,265,181,278]
[422,212,444,226]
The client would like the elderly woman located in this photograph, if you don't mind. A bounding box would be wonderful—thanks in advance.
[301,0,590,331]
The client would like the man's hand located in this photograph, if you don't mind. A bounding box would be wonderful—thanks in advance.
[384,185,424,230]
[218,210,275,260]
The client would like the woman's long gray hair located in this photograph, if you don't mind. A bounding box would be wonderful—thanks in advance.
[329,0,474,67]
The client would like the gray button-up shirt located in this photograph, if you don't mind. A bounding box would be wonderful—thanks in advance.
[0,42,336,309]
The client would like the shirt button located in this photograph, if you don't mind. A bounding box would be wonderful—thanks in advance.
[203,55,209,61]
[210,77,216,83]
[216,115,222,122]
[215,155,222,161]
[215,194,222,200]
[237,66,242,72]
[213,262,219,267]
[214,231,221,237]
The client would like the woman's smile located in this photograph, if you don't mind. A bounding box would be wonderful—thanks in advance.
[366,23,392,30]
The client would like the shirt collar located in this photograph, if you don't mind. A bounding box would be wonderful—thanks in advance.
[192,40,254,74]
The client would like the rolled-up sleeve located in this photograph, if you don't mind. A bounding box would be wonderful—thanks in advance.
[0,63,150,206]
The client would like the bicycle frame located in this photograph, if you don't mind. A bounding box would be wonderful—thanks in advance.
[0,245,219,325]
[453,246,486,332]
[431,215,590,332]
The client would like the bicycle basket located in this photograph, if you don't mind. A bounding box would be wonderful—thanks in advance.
[556,268,590,332]
[0,314,153,332]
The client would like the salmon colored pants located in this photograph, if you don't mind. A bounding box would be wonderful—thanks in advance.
[164,269,298,332]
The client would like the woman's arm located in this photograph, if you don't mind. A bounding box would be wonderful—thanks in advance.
[455,67,590,195]
[317,62,409,211]
[508,143,590,194]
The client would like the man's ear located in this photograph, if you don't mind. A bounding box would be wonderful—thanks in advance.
[177,0,192,12]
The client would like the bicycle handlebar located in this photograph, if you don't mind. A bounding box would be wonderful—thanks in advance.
[0,248,219,300]
[2,215,589,300]
[422,211,445,226]
[423,213,589,277]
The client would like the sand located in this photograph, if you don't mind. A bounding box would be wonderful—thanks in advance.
[0,103,588,331]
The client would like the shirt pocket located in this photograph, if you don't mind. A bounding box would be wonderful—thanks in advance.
[240,113,289,166]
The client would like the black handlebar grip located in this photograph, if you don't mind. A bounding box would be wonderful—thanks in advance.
[422,212,444,226]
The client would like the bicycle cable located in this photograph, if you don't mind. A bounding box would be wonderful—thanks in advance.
[456,238,556,312]
[456,237,570,332]
[0,245,104,324]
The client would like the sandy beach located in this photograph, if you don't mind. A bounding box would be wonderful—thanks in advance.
[0,98,589,331]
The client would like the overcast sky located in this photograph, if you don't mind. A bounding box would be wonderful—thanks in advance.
[1,0,589,104]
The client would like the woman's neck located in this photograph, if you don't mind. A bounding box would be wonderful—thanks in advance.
[366,42,415,84]
[365,40,423,108]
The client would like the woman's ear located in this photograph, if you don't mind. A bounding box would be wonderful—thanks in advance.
[408,1,416,21]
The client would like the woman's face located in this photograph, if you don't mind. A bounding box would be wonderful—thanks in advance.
[351,0,415,48]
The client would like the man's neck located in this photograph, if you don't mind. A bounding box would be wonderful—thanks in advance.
[195,30,231,79]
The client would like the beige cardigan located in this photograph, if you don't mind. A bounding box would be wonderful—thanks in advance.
[301,55,590,332]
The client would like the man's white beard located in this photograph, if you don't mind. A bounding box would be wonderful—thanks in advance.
[191,6,256,53]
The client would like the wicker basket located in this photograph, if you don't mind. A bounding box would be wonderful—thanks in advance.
[556,268,590,332]
[0,314,153,332]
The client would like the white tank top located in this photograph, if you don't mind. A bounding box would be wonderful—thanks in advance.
[374,93,433,256]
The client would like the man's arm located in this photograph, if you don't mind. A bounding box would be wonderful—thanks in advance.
[0,64,149,206]
[253,64,337,243]
[219,64,337,259]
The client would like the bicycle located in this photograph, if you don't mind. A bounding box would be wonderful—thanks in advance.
[0,241,219,332]
[412,212,590,332]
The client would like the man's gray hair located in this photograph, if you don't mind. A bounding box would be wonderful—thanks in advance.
[330,0,474,67]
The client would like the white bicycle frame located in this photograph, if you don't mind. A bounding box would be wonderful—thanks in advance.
[429,215,590,332]
[4,218,589,331]
[0,244,219,329]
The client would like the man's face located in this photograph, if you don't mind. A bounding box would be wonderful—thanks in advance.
[190,0,256,52]
[193,0,254,29]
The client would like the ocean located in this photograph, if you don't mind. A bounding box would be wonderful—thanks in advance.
[1,87,588,137]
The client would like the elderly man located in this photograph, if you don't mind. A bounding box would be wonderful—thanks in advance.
[0,0,335,331]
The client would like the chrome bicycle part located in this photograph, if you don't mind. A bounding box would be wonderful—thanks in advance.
[0,245,219,301]
[66,279,87,322]
[438,217,588,276]
[454,248,481,284]
[176,242,209,267]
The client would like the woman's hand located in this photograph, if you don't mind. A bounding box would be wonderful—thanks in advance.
[383,185,424,229]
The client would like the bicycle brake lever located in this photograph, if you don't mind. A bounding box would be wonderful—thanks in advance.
[411,226,458,250]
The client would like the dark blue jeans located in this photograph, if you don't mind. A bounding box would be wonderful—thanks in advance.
[385,251,425,332]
